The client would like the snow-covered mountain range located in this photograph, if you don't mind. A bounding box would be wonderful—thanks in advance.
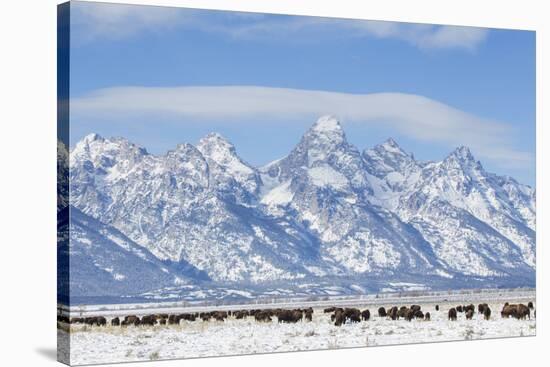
[59,115,535,302]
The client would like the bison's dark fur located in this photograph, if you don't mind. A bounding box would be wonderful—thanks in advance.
[122,315,140,326]
[254,311,272,322]
[378,307,387,317]
[448,308,457,321]
[361,309,370,321]
[424,312,431,321]
[483,306,491,320]
[111,317,120,326]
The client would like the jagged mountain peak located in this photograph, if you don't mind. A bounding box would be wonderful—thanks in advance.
[198,132,235,152]
[311,115,342,132]
[449,145,475,161]
[379,138,407,154]
[442,145,483,174]
[368,137,410,158]
[82,132,104,144]
[305,115,345,142]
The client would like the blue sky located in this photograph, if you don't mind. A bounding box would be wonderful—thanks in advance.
[68,1,536,185]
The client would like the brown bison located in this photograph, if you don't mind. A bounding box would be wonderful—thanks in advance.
[85,316,106,326]
[478,303,489,314]
[483,306,491,320]
[404,309,416,322]
[324,307,336,313]
[361,309,370,321]
[344,308,361,323]
[448,308,457,321]
[424,312,431,321]
[464,304,475,314]
[388,306,398,320]
[70,317,84,324]
[501,304,529,320]
[334,310,345,326]
[254,311,272,322]
[277,310,302,323]
[517,304,531,320]
[141,315,157,326]
[456,305,463,313]
[122,315,140,326]
[466,310,474,320]
[378,307,387,317]
[111,317,120,326]
[397,307,409,319]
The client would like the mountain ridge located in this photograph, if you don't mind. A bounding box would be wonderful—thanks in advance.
[63,115,535,300]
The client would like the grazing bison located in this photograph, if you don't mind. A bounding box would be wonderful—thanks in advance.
[70,317,84,324]
[410,305,421,313]
[304,309,313,322]
[388,306,398,320]
[397,307,409,319]
[378,307,387,317]
[435,305,439,311]
[464,304,475,314]
[141,315,157,326]
[254,311,272,322]
[234,310,248,319]
[344,308,361,323]
[466,310,474,320]
[213,311,228,321]
[334,310,345,326]
[517,304,531,320]
[85,316,106,327]
[478,303,488,314]
[168,314,179,325]
[414,310,424,319]
[501,304,517,319]
[404,309,416,322]
[122,315,140,326]
[483,306,491,320]
[501,304,529,320]
[424,312,431,321]
[324,307,336,313]
[361,309,371,321]
[448,308,457,321]
[111,317,120,326]
[277,310,302,323]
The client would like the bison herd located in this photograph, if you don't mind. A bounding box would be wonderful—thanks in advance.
[446,302,534,321]
[57,301,535,329]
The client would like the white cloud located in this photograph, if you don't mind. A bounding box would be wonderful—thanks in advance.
[72,85,530,167]
[71,2,488,51]
[71,2,191,42]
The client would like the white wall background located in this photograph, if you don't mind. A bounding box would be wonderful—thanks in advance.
[0,0,546,366]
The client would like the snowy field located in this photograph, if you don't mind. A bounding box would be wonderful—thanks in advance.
[59,293,536,365]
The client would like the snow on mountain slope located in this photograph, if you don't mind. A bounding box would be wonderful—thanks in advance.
[364,140,535,274]
[59,206,186,299]
[67,115,536,298]
[69,133,324,283]
[260,116,443,276]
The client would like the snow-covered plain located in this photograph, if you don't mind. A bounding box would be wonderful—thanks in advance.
[60,296,535,365]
